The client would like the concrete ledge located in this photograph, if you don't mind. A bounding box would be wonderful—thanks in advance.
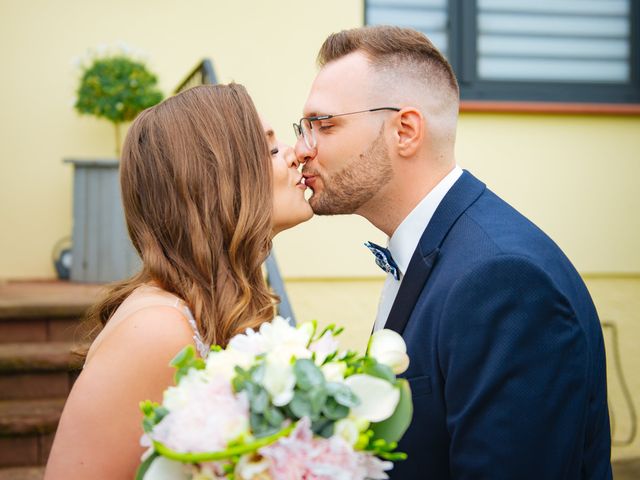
[0,281,103,320]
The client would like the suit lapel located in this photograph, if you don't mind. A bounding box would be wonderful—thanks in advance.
[384,171,486,335]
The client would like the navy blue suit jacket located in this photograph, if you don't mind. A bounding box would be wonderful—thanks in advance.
[388,171,611,479]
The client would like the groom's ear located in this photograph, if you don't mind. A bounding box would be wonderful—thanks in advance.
[393,107,424,158]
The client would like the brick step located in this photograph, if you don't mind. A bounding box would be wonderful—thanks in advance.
[0,466,44,480]
[0,399,64,468]
[0,310,98,344]
[0,281,102,343]
[0,342,85,401]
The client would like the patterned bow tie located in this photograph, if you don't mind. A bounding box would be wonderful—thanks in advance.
[365,241,400,280]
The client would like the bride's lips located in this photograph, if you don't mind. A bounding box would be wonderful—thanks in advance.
[295,175,307,190]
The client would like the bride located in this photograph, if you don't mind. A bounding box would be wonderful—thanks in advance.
[45,84,313,479]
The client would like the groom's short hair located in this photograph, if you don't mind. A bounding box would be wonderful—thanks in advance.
[318,25,459,103]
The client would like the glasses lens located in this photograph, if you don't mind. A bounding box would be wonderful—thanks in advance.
[301,118,316,150]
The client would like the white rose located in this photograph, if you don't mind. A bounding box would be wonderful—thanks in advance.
[263,351,296,406]
[368,329,410,374]
[344,374,400,423]
[228,327,267,356]
[205,348,254,381]
[259,317,312,357]
[163,368,209,411]
[321,361,347,382]
[334,417,360,446]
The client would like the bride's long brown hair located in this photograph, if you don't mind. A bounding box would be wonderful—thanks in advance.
[85,84,276,348]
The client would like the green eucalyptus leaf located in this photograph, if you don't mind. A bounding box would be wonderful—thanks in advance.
[311,418,333,437]
[264,406,285,428]
[250,363,266,384]
[142,417,156,434]
[322,397,349,421]
[370,379,413,444]
[319,421,335,438]
[250,412,270,437]
[140,402,169,433]
[331,383,360,408]
[362,358,396,384]
[294,359,325,391]
[154,406,169,423]
[232,375,246,393]
[250,387,269,414]
[308,387,328,417]
[289,390,313,418]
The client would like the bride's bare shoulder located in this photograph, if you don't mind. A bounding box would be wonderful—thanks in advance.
[92,303,195,366]
[45,305,196,479]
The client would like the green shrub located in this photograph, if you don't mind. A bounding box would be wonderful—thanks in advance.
[74,47,163,156]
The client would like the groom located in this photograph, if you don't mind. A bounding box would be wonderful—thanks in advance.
[294,26,612,479]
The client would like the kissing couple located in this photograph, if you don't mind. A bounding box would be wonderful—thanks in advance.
[46,25,612,479]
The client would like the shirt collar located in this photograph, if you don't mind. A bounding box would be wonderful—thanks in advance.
[388,165,463,278]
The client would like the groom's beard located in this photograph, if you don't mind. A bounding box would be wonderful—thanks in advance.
[308,129,393,216]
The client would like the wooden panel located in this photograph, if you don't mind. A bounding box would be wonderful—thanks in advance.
[68,161,140,282]
[69,166,87,282]
[85,166,101,281]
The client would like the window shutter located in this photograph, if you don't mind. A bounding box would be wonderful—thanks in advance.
[477,0,631,83]
[366,0,450,56]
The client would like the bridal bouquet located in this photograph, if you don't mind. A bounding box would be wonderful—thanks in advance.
[137,317,413,480]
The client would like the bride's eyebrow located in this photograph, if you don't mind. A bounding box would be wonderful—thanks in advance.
[264,129,275,139]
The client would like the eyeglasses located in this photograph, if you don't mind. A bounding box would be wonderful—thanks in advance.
[292,107,400,150]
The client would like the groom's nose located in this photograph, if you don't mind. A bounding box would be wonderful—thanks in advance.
[294,136,316,165]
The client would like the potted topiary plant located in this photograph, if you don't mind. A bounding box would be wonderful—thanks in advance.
[74,46,163,156]
[65,45,163,283]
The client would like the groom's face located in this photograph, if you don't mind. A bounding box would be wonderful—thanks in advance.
[296,52,393,216]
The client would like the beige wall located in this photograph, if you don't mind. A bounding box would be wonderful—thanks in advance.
[1,0,639,280]
[275,112,640,278]
[0,0,364,279]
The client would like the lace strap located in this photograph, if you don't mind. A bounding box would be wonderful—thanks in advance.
[182,305,210,359]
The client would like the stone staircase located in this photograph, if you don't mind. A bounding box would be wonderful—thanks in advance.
[0,281,101,479]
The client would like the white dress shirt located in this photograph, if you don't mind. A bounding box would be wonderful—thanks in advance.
[373,166,463,331]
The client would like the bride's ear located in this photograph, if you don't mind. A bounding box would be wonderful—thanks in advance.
[393,107,424,158]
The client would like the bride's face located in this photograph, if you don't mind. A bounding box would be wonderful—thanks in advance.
[263,119,313,235]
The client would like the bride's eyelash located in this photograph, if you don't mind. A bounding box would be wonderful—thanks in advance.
[270,147,279,155]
